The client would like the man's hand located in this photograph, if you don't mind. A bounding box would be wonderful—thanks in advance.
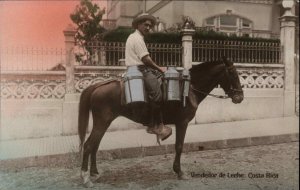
[142,55,166,73]
[160,67,167,73]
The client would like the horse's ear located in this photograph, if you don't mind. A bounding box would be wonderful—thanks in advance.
[222,56,233,67]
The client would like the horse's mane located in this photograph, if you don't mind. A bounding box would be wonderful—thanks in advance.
[189,60,224,74]
[189,60,225,84]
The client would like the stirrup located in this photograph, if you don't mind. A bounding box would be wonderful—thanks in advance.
[156,135,161,145]
[156,128,172,145]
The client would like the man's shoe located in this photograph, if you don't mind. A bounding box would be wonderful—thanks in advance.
[146,123,172,141]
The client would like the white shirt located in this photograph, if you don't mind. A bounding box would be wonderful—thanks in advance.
[125,30,149,66]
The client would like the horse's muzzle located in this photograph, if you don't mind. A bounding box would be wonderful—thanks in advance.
[232,94,244,104]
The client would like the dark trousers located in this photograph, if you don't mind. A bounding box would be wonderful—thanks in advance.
[138,66,164,127]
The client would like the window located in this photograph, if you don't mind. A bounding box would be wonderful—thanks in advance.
[206,17,214,25]
[242,18,251,28]
[220,15,237,26]
[204,14,253,36]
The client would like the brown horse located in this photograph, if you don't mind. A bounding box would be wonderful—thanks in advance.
[78,58,244,187]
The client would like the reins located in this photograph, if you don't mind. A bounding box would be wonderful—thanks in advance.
[190,85,230,99]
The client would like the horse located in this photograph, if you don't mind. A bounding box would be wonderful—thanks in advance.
[78,57,244,187]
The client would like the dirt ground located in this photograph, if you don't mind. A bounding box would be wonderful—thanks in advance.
[0,142,299,190]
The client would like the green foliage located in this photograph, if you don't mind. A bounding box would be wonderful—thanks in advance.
[101,27,134,42]
[70,0,106,61]
[193,30,280,43]
[145,32,181,43]
[101,27,182,43]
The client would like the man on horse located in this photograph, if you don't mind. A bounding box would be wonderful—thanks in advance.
[125,13,172,141]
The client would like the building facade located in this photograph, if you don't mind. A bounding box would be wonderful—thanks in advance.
[105,0,298,39]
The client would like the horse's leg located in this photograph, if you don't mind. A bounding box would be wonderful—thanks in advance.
[173,122,189,180]
[81,133,95,187]
[90,113,115,177]
[81,110,115,187]
[89,129,103,178]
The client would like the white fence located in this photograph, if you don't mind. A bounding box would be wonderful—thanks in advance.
[86,42,182,66]
[86,40,280,66]
[192,40,281,63]
[0,47,66,71]
[0,40,281,72]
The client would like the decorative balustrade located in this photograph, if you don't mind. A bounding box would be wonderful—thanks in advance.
[236,64,284,89]
[1,64,284,99]
[192,40,281,63]
[0,71,66,99]
[74,66,125,92]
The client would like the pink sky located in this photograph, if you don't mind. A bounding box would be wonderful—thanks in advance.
[0,1,107,49]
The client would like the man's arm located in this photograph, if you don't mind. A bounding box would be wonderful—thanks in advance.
[142,55,166,73]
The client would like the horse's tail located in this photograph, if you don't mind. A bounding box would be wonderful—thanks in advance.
[78,83,98,153]
[78,79,117,154]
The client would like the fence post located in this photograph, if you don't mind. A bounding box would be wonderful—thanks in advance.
[63,24,76,94]
[180,25,195,69]
[62,24,78,135]
[279,0,297,116]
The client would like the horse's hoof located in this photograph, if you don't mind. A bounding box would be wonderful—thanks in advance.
[90,173,100,181]
[81,170,94,188]
[178,172,190,180]
[83,180,94,188]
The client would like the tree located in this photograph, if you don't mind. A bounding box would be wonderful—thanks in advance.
[70,0,106,63]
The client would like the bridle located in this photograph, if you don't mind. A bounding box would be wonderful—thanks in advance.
[190,85,230,99]
[190,64,243,99]
[190,83,243,99]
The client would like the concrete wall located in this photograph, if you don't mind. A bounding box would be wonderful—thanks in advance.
[108,0,143,28]
[154,1,183,29]
[1,99,64,140]
[0,88,284,141]
[195,89,284,124]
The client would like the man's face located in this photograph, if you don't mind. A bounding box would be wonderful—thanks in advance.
[137,20,153,36]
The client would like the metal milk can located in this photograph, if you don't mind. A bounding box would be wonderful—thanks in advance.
[124,66,147,104]
[163,67,181,101]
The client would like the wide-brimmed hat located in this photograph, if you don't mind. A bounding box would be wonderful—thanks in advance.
[132,13,156,29]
